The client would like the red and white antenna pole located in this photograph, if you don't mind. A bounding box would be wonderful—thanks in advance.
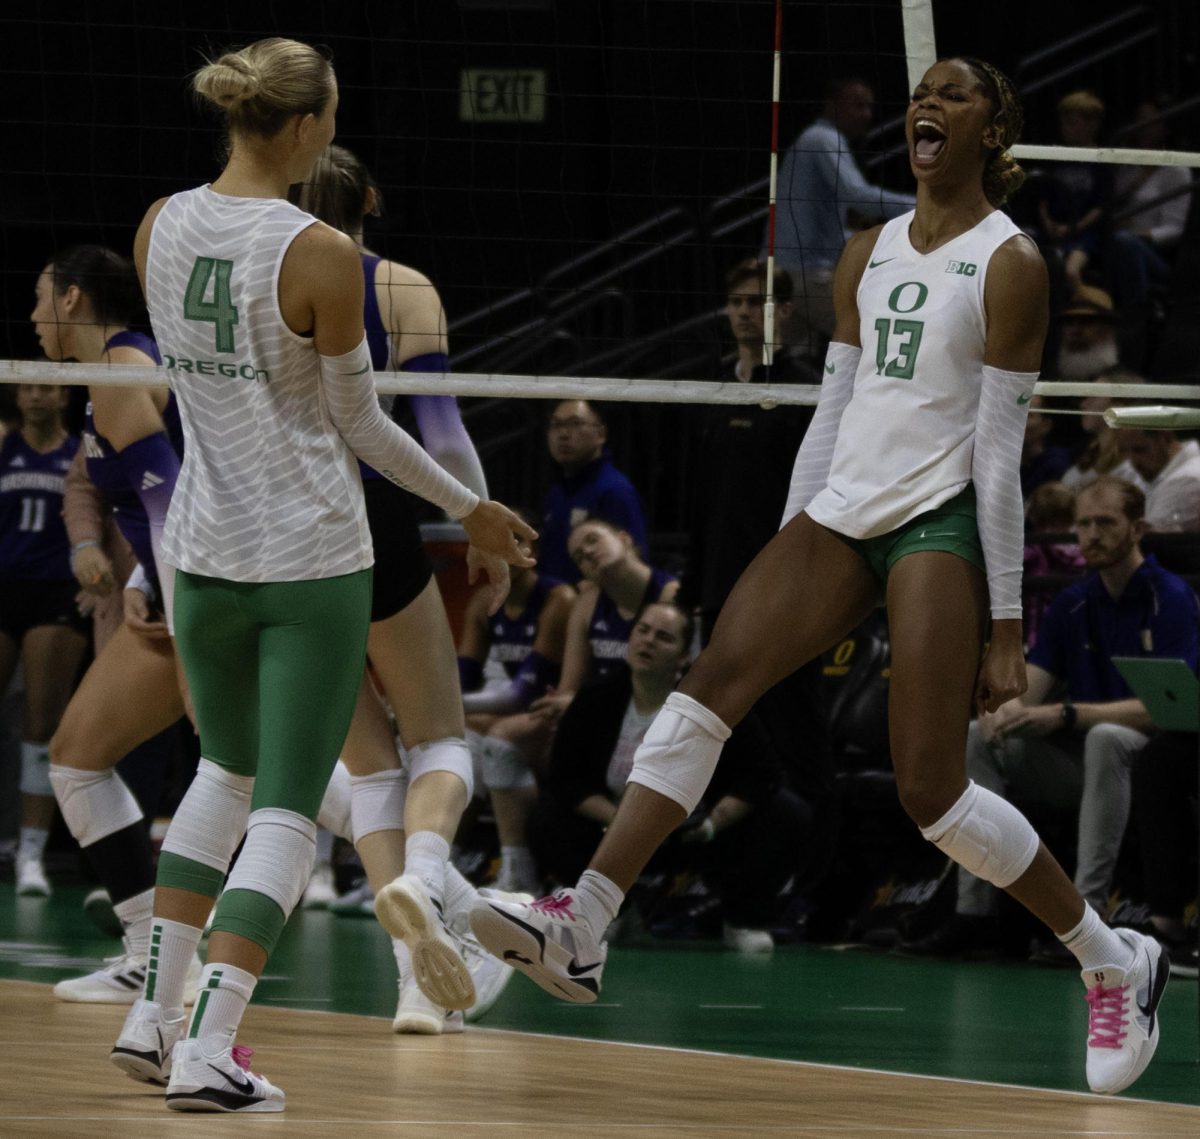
[763,0,783,369]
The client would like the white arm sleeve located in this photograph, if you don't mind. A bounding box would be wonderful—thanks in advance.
[780,341,861,527]
[320,339,480,520]
[972,365,1038,620]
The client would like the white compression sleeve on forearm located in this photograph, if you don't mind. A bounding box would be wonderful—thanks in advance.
[320,339,480,520]
[972,365,1038,620]
[780,342,861,527]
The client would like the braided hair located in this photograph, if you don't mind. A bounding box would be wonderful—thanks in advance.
[957,57,1026,206]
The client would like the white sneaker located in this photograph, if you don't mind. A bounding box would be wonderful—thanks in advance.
[302,864,337,909]
[110,998,186,1084]
[375,874,475,1011]
[723,923,774,955]
[16,858,50,897]
[469,888,606,1004]
[1084,927,1169,1095]
[329,878,375,916]
[166,1040,284,1113]
[54,943,203,1005]
[392,977,464,1035]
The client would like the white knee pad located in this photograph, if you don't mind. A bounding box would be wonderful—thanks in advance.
[317,760,353,841]
[49,764,143,847]
[920,780,1039,888]
[406,737,474,800]
[481,737,536,792]
[626,692,730,815]
[223,808,316,917]
[160,758,255,873]
[20,743,53,796]
[350,767,407,844]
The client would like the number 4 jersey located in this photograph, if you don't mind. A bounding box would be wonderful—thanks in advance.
[805,208,1024,540]
[0,430,78,581]
[145,187,372,583]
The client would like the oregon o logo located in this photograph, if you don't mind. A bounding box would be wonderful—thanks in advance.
[833,639,855,666]
[887,282,928,314]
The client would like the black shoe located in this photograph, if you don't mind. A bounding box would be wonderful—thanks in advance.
[894,915,1001,960]
[1028,935,1075,968]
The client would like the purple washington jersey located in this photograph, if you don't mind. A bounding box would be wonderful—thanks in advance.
[587,565,676,679]
[0,430,79,580]
[488,573,565,678]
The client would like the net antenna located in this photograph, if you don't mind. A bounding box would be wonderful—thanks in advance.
[762,0,784,370]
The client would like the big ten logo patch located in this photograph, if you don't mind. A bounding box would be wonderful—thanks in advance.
[945,260,978,276]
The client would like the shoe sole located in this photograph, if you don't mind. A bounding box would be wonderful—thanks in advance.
[469,902,601,1005]
[392,1011,464,1035]
[166,1091,283,1113]
[110,1047,169,1085]
[375,880,475,1011]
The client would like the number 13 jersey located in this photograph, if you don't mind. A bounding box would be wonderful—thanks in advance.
[145,186,373,583]
[805,208,1024,540]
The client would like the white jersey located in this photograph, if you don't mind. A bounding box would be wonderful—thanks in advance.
[806,208,1024,538]
[146,187,373,583]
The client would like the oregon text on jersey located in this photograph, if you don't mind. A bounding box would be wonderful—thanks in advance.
[162,354,269,383]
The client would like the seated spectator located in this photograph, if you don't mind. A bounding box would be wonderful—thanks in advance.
[1036,91,1114,294]
[539,400,647,585]
[1130,731,1199,974]
[1062,368,1147,492]
[1021,397,1073,500]
[527,602,810,952]
[1023,481,1086,652]
[901,477,1199,960]
[1119,426,1200,531]
[1053,286,1122,380]
[458,537,576,894]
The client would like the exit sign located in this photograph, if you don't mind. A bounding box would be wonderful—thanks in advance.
[460,69,547,122]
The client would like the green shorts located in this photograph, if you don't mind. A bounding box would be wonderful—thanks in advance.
[830,484,985,584]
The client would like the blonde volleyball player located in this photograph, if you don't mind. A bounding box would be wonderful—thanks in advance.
[472,58,1169,1097]
[293,144,522,1034]
[107,38,534,1113]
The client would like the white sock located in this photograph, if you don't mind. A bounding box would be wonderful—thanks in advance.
[17,826,49,864]
[1059,904,1135,972]
[114,888,155,957]
[188,962,257,1054]
[146,916,203,1021]
[443,863,476,920]
[574,870,623,936]
[405,831,449,900]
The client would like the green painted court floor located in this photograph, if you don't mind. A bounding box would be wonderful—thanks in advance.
[3,884,1199,1107]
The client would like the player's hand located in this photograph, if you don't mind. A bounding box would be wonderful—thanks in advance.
[72,544,117,596]
[74,589,98,619]
[461,501,537,570]
[973,632,1027,716]
[466,547,512,616]
[530,689,572,724]
[124,586,169,639]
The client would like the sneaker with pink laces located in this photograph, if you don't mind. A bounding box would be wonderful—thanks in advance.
[165,1040,284,1113]
[1083,927,1169,1095]
[469,888,607,1004]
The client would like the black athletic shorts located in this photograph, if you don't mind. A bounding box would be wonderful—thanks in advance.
[0,577,90,641]
[363,477,434,622]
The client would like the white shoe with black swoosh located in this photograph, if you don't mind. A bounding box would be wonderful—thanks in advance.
[165,1040,284,1113]
[110,998,186,1085]
[469,889,607,1004]
[1083,927,1169,1095]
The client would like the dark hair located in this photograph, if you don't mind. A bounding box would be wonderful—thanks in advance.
[551,398,607,428]
[45,245,143,326]
[194,37,334,139]
[956,57,1026,206]
[725,259,793,304]
[1077,475,1146,523]
[639,600,695,654]
[291,144,382,234]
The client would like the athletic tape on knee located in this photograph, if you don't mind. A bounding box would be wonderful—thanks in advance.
[406,737,474,800]
[160,758,255,872]
[49,764,143,847]
[350,768,407,844]
[19,743,52,796]
[920,780,1040,889]
[317,760,353,841]
[222,808,317,917]
[626,692,731,815]
[481,736,536,792]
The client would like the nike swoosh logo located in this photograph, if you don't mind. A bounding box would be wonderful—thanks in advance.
[208,1061,255,1094]
[1137,948,1163,1027]
[868,257,895,268]
[566,958,603,977]
[349,365,370,376]
[824,363,835,374]
[1017,392,1032,405]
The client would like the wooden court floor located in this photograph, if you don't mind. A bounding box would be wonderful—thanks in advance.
[3,886,1200,1135]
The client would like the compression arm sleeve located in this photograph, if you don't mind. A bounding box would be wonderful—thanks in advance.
[972,365,1038,620]
[461,651,557,714]
[404,354,489,501]
[117,431,180,627]
[321,339,479,520]
[780,341,860,527]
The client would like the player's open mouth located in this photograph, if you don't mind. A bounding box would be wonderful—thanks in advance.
[912,118,946,165]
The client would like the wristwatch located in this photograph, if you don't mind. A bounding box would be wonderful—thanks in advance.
[1060,701,1078,731]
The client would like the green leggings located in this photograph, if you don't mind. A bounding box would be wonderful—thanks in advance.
[172,568,372,820]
